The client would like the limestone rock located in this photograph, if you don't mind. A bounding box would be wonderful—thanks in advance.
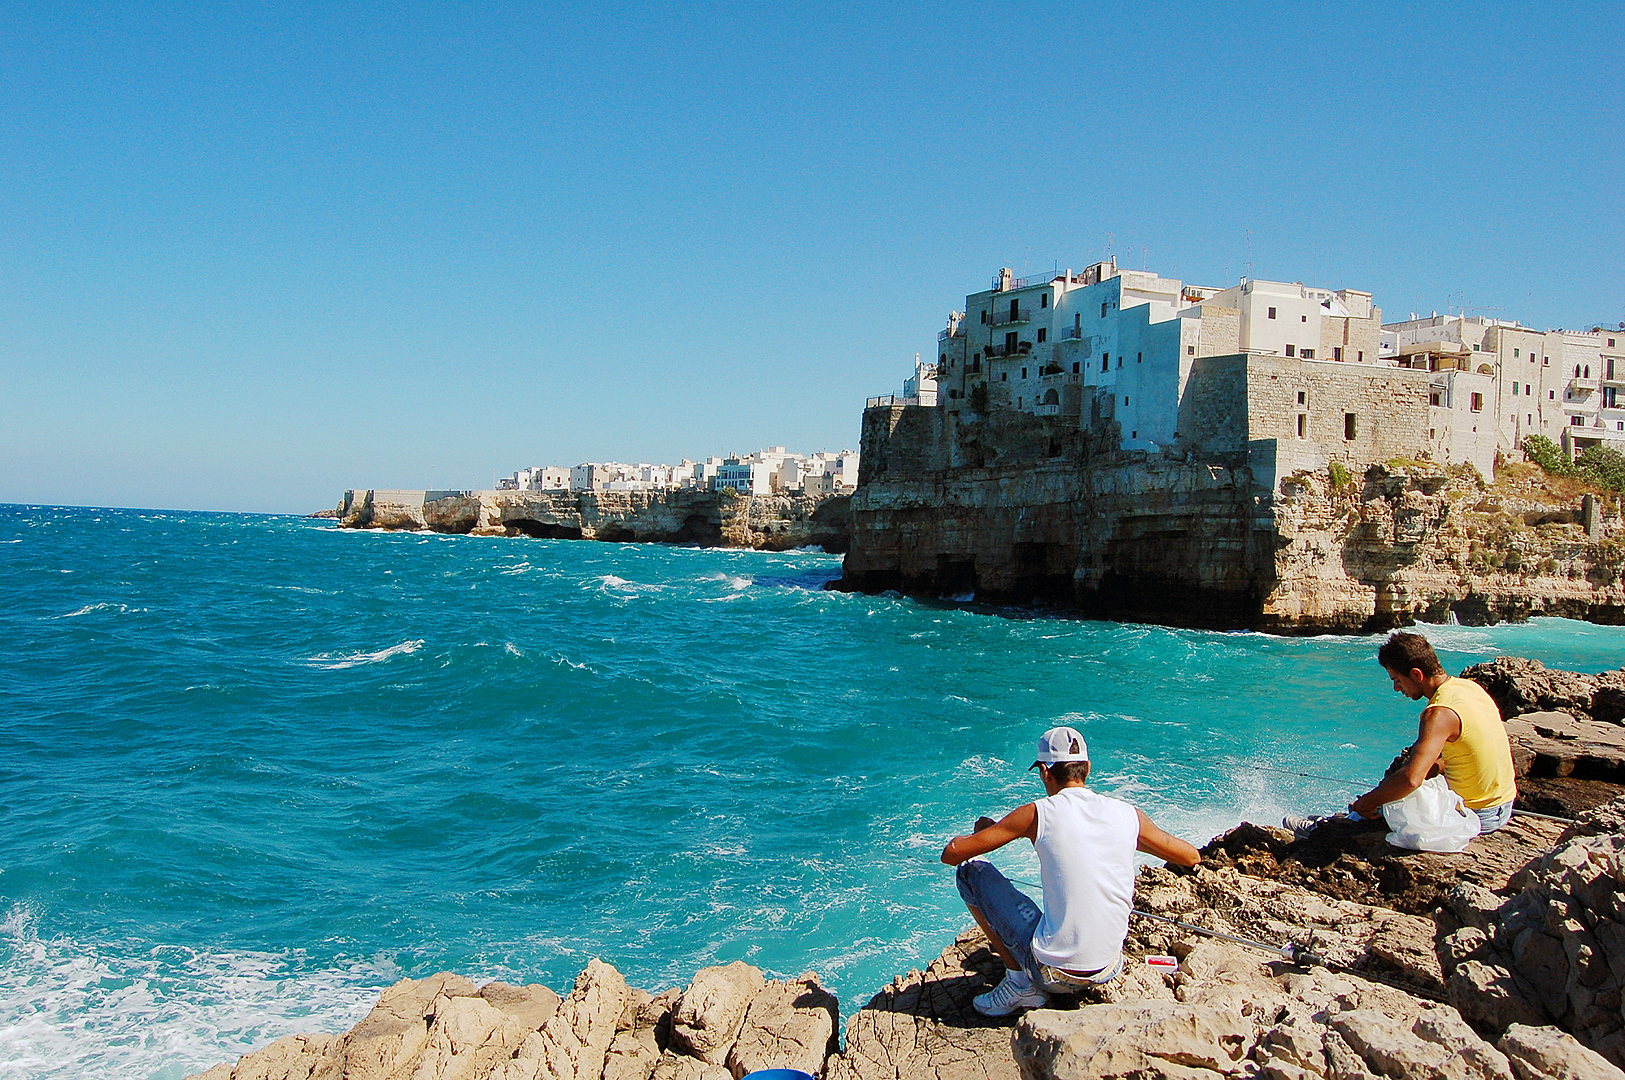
[1329,1009,1514,1080]
[534,958,632,1080]
[826,928,1022,1080]
[1499,1024,1625,1080]
[480,982,563,1033]
[347,973,480,1080]
[415,990,529,1080]
[670,962,767,1066]
[200,1033,343,1080]
[1013,1000,1253,1078]
[649,1053,733,1080]
[726,974,838,1079]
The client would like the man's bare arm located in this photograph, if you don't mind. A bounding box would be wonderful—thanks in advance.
[941,803,1038,865]
[1135,808,1201,868]
[1349,706,1458,817]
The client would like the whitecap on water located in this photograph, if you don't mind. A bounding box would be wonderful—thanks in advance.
[0,905,387,1080]
[306,639,425,670]
[47,602,144,619]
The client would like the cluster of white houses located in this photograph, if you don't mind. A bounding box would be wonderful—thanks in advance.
[498,448,860,497]
[896,260,1622,483]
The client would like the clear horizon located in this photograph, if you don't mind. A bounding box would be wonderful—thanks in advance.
[3,2,1620,515]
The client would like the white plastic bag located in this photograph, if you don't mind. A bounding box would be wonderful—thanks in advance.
[1381,775,1481,853]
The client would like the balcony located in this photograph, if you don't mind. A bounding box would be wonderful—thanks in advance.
[988,306,1032,327]
[986,341,1034,358]
[1065,327,1084,340]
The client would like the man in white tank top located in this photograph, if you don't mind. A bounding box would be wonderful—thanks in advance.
[941,726,1201,1017]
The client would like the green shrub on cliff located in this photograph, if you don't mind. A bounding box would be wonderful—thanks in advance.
[1328,460,1352,491]
[1522,435,1625,493]
[1576,446,1625,493]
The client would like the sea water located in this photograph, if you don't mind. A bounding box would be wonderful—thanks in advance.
[3,504,1623,1079]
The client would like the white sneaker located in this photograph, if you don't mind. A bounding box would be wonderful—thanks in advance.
[973,971,1047,1017]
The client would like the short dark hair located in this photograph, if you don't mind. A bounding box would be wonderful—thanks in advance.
[1044,760,1091,785]
[1377,631,1443,678]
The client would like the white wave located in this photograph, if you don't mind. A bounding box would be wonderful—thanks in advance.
[47,602,143,620]
[1,538,22,544]
[0,906,387,1080]
[307,639,425,670]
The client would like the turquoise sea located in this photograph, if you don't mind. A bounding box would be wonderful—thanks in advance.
[3,504,1624,1078]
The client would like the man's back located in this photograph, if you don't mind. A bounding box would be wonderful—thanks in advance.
[1432,676,1516,811]
[1031,787,1138,973]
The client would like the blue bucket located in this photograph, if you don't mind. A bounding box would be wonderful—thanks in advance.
[741,1071,816,1080]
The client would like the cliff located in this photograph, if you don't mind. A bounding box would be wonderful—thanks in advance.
[834,404,1625,633]
[189,659,1625,1080]
[334,488,851,553]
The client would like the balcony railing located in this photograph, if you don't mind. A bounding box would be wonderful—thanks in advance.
[1065,327,1084,339]
[988,306,1031,327]
[985,341,1034,358]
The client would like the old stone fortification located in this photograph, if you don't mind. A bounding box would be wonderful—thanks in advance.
[836,402,1625,632]
[192,655,1625,1080]
[335,489,851,553]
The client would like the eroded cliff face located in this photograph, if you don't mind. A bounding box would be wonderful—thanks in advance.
[836,404,1625,633]
[1262,462,1625,633]
[335,489,851,553]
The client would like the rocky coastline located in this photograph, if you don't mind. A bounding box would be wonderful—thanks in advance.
[835,404,1625,634]
[333,488,852,553]
[190,658,1625,1080]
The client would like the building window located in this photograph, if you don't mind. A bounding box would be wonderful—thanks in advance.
[1333,347,1343,361]
[973,352,980,362]
[1131,430,1137,438]
[1585,365,1591,378]
[1010,300,1021,321]
[1301,314,1307,323]
[1187,345,1195,356]
[1528,414,1533,425]
[1285,344,1295,357]
[1021,368,1027,379]
[1297,414,1306,438]
[1526,384,1532,396]
[1117,355,1123,368]
[1513,382,1520,395]
[1430,391,1441,406]
[1137,352,1142,363]
[1041,294,1048,308]
[1102,355,1109,372]
[1544,357,1549,365]
[1549,390,1556,400]
[1018,398,1023,409]
[1344,413,1358,439]
[1001,373,1007,382]
[1267,307,1276,320]
[1301,348,1315,359]
[1072,362,1079,373]
[1572,416,1583,426]
[1514,348,1520,357]
[1124,396,1129,406]
[1357,351,1364,362]
[980,310,987,324]
[1470,393,1483,412]
[1101,302,1108,318]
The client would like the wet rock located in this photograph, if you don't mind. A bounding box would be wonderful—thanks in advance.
[1462,658,1600,722]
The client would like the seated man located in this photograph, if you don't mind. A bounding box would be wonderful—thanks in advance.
[1288,631,1518,837]
[940,726,1201,1017]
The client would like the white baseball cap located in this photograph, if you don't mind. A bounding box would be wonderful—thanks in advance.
[1030,726,1089,770]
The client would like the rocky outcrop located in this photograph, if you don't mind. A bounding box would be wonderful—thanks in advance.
[1464,658,1625,727]
[837,404,1625,633]
[188,807,1625,1080]
[334,489,851,553]
[192,962,837,1080]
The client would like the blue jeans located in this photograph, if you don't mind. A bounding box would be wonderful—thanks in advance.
[1474,800,1515,833]
[954,859,1122,991]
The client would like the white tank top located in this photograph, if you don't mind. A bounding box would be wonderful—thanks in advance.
[1030,787,1139,972]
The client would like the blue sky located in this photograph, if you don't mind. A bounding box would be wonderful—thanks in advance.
[2,2,1620,513]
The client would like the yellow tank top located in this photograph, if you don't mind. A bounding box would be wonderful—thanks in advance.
[1431,677,1517,810]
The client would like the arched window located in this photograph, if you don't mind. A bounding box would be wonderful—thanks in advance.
[1043,389,1059,405]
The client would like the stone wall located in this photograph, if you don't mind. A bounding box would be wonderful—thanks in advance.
[336,488,851,553]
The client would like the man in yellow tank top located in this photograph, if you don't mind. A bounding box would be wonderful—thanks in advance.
[1347,632,1518,832]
